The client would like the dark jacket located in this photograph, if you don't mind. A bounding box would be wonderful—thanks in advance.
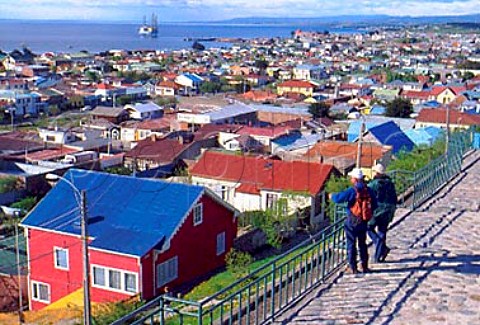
[368,174,397,222]
[331,181,378,220]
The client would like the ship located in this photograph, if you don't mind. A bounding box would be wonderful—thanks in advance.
[138,14,158,37]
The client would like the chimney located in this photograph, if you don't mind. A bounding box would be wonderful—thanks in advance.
[151,134,156,142]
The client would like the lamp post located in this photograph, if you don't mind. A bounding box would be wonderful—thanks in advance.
[5,107,15,131]
[45,174,91,325]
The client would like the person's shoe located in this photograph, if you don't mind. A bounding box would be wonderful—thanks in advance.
[345,266,358,274]
[379,247,391,262]
[361,266,372,273]
[361,262,371,273]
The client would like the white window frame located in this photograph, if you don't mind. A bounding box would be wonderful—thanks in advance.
[156,256,178,288]
[53,247,69,270]
[91,264,138,295]
[193,203,203,226]
[216,232,226,256]
[31,281,50,303]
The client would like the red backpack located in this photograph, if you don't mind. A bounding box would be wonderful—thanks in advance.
[350,187,373,222]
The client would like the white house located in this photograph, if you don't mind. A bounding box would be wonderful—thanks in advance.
[190,151,335,224]
[124,102,163,120]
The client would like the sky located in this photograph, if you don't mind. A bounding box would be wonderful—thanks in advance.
[0,0,479,22]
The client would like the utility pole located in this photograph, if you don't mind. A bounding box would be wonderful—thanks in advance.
[356,118,365,168]
[15,223,23,324]
[81,190,92,325]
[445,105,450,157]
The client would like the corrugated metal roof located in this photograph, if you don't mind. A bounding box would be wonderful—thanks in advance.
[205,103,257,122]
[369,121,414,154]
[21,169,204,256]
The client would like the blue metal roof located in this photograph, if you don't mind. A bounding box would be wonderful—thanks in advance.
[21,169,204,257]
[273,132,322,151]
[369,105,386,115]
[183,73,204,83]
[368,121,414,154]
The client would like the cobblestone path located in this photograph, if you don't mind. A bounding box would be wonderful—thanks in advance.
[278,152,480,325]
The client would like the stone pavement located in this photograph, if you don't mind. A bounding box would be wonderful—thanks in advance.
[277,152,480,325]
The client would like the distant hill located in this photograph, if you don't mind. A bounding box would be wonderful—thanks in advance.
[211,14,480,27]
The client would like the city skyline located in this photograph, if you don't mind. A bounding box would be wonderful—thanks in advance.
[0,0,479,22]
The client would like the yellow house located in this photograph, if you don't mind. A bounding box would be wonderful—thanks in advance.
[277,80,315,97]
[436,88,456,105]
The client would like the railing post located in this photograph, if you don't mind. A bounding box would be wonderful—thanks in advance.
[159,298,165,325]
[198,303,203,325]
[271,263,276,321]
[412,171,417,210]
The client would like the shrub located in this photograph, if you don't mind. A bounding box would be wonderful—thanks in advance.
[10,196,37,211]
[226,249,253,279]
[0,177,18,194]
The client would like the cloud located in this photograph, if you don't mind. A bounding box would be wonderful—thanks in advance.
[0,0,479,20]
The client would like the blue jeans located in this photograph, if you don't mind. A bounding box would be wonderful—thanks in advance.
[344,217,368,270]
[368,218,389,262]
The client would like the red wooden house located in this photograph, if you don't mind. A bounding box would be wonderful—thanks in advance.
[21,169,237,310]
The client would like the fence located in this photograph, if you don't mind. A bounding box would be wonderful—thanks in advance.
[112,130,474,325]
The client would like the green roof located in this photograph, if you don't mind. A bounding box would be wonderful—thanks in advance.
[0,234,27,275]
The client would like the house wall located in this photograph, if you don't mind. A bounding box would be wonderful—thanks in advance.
[27,228,139,310]
[88,249,140,303]
[27,229,83,310]
[234,192,262,212]
[147,194,237,298]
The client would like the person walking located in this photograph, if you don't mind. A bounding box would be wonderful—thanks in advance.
[367,163,397,263]
[329,168,377,274]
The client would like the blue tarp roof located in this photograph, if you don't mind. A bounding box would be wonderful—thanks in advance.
[404,127,443,147]
[369,121,415,154]
[21,169,204,257]
[347,121,382,142]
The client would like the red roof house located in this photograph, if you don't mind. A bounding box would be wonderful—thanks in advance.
[190,151,335,223]
[21,169,237,310]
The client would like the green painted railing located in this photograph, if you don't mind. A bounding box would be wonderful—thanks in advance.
[112,206,347,325]
[111,130,474,325]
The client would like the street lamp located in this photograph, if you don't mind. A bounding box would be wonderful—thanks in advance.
[5,107,15,131]
[45,174,92,325]
[349,111,366,168]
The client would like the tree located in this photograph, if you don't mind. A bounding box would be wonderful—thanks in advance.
[308,102,330,118]
[85,70,99,82]
[385,98,413,118]
[199,80,221,94]
[254,59,269,75]
[463,71,475,81]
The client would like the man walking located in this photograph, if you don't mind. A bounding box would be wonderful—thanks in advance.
[367,163,397,263]
[329,168,377,274]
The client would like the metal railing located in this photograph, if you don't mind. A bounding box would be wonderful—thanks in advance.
[112,130,475,325]
[113,206,347,325]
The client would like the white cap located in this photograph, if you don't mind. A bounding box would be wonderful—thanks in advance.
[372,163,386,174]
[348,168,364,179]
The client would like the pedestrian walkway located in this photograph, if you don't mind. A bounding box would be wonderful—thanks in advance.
[277,153,480,325]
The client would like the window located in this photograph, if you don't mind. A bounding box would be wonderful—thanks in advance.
[156,256,178,288]
[93,266,106,286]
[216,232,226,256]
[124,273,137,293]
[109,270,121,290]
[193,203,203,226]
[54,247,69,270]
[91,265,138,294]
[32,281,50,303]
[220,186,228,201]
[266,193,278,210]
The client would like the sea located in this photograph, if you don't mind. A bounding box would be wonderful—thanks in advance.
[0,20,360,54]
